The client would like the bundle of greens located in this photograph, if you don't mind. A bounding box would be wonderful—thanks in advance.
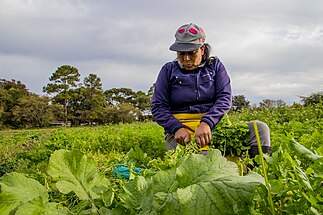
[211,114,250,156]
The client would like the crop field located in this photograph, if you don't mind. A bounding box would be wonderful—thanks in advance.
[0,104,322,214]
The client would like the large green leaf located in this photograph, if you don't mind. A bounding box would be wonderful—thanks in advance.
[0,172,48,214]
[15,197,67,215]
[139,150,266,215]
[47,149,110,201]
[118,176,150,214]
[289,138,322,163]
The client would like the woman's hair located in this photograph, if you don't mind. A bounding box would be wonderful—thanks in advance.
[202,43,216,65]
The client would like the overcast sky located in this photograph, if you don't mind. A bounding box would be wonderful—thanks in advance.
[1,0,322,105]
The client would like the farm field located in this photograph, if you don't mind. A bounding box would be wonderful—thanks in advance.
[0,104,322,214]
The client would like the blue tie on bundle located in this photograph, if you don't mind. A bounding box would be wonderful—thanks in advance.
[113,164,142,179]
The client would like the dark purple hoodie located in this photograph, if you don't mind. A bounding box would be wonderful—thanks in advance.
[151,58,232,134]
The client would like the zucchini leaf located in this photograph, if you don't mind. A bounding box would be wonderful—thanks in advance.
[121,150,266,215]
[289,138,322,163]
[47,149,110,202]
[0,172,49,214]
[15,197,67,215]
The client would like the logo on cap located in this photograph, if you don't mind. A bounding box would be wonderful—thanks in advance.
[169,23,206,52]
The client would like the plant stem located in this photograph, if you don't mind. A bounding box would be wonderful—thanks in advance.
[253,121,276,215]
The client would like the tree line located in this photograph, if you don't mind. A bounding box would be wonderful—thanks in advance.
[1,65,322,129]
[1,65,153,129]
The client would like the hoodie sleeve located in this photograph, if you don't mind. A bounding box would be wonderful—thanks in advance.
[151,63,184,134]
[200,59,232,129]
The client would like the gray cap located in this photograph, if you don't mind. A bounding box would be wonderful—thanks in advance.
[169,23,206,52]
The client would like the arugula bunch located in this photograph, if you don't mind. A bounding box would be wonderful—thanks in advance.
[211,114,250,156]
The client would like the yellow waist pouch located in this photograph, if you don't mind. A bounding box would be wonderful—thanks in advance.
[172,113,209,151]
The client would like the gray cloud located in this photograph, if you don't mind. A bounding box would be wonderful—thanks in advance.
[1,0,322,105]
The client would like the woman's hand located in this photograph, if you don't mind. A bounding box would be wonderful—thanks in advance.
[195,122,212,148]
[175,128,191,146]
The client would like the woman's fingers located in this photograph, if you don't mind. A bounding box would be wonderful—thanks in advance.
[195,122,212,147]
[196,133,211,147]
[175,128,191,145]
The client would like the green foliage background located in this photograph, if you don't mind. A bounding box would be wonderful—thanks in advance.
[0,103,322,214]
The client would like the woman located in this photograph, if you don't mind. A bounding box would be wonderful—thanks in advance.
[151,23,271,158]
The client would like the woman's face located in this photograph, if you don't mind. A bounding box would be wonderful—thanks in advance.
[177,46,205,70]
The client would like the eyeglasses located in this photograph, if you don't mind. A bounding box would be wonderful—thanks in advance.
[177,49,198,56]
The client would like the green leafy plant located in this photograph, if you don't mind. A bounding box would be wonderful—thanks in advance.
[119,150,267,215]
[47,150,114,213]
[0,149,270,215]
[255,139,323,214]
[211,114,250,156]
[1,104,323,214]
[0,172,67,214]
